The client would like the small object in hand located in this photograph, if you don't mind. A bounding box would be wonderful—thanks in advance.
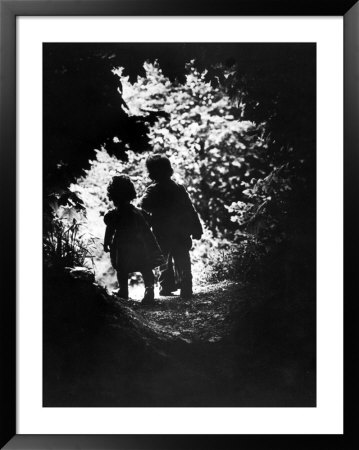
[159,288,175,296]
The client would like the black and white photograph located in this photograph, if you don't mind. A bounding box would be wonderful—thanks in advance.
[42,42,316,408]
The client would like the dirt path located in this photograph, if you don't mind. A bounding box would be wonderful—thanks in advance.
[44,271,315,407]
[105,280,315,407]
[113,281,246,344]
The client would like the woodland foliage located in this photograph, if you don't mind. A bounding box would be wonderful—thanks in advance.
[44,58,315,287]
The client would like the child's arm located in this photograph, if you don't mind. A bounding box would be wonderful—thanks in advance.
[181,187,203,239]
[140,184,156,213]
[104,225,114,253]
[103,210,115,252]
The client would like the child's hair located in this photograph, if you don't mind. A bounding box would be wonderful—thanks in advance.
[107,175,136,206]
[146,154,173,181]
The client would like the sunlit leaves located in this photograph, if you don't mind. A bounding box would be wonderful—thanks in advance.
[113,60,269,232]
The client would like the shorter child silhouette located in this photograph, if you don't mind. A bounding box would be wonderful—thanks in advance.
[104,175,164,305]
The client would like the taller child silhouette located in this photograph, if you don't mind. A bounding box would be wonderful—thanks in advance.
[140,154,203,298]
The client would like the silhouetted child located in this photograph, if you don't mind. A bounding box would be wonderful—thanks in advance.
[140,154,203,299]
[104,175,164,305]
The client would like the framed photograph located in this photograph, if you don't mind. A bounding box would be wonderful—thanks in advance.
[0,0,356,448]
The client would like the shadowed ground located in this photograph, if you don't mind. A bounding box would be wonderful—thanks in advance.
[43,271,315,407]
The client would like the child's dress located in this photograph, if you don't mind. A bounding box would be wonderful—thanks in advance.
[104,204,164,274]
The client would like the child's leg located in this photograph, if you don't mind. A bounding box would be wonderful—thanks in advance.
[141,267,155,304]
[172,247,192,297]
[116,271,129,299]
[159,252,177,293]
[142,267,154,288]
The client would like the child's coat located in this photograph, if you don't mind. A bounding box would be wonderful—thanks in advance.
[104,204,164,273]
[140,179,203,253]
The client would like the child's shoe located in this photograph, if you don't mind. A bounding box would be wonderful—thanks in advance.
[141,286,155,305]
[180,288,193,299]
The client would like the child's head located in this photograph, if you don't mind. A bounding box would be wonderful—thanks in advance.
[146,154,173,182]
[107,175,136,206]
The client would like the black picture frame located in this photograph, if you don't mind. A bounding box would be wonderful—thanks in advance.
[0,0,356,448]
